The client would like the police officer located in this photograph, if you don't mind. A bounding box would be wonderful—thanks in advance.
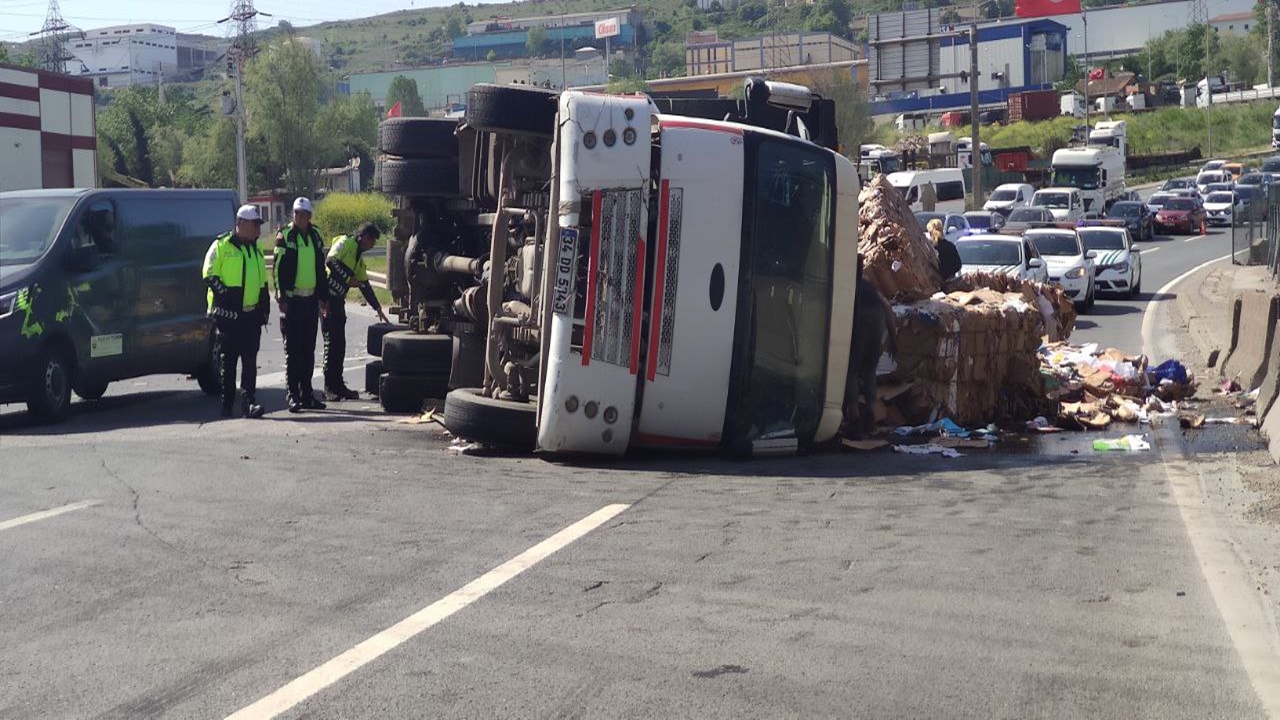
[274,197,330,413]
[203,205,269,418]
[323,222,390,400]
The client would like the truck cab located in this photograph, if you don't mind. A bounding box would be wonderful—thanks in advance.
[1272,105,1280,149]
[1050,143,1126,215]
[382,78,859,456]
[858,143,901,182]
[1088,120,1128,156]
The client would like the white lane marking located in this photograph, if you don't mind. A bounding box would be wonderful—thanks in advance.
[225,503,632,720]
[1139,246,1161,255]
[255,357,372,389]
[1140,253,1229,360]
[0,500,101,532]
[1141,256,1280,716]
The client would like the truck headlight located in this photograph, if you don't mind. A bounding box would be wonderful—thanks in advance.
[0,290,17,320]
[1065,267,1086,279]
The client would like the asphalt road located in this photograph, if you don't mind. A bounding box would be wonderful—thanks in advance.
[0,200,1275,718]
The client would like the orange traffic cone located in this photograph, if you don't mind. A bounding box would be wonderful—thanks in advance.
[1201,217,1207,235]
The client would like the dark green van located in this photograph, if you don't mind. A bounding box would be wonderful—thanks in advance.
[0,188,236,421]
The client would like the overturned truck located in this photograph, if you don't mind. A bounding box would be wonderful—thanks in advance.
[375,78,860,456]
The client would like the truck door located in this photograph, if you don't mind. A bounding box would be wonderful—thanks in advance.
[633,120,746,448]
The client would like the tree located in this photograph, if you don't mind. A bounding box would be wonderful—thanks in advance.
[806,69,873,156]
[445,15,466,39]
[386,76,427,117]
[245,38,328,198]
[318,91,380,190]
[609,57,635,80]
[647,41,687,79]
[96,86,208,187]
[486,49,498,62]
[277,19,294,34]
[526,25,549,57]
[808,0,853,40]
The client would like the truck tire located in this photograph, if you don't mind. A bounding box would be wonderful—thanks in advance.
[74,378,109,401]
[381,332,453,374]
[365,360,385,395]
[367,322,407,357]
[378,157,461,197]
[379,372,450,413]
[27,346,72,422]
[465,84,558,137]
[379,117,459,158]
[449,321,485,390]
[442,388,537,451]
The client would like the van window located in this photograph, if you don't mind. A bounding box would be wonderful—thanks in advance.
[936,181,965,202]
[117,196,231,266]
[0,196,77,266]
[74,200,118,256]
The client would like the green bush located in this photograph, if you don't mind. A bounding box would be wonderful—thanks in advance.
[311,192,395,240]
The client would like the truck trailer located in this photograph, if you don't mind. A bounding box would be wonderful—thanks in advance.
[375,78,861,456]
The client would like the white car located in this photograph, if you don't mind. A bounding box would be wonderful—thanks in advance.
[983,182,1035,217]
[1025,228,1098,310]
[1030,188,1085,222]
[1078,225,1143,298]
[1202,190,1241,226]
[914,211,970,243]
[954,234,1049,283]
[1145,192,1175,215]
[1195,170,1231,195]
[1201,159,1227,173]
[962,210,1006,233]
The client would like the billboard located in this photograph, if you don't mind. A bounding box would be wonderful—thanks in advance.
[595,17,621,39]
[686,30,720,46]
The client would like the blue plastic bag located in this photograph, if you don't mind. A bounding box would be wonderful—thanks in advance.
[1150,359,1189,385]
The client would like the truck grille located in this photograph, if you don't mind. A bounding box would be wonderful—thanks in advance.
[586,188,645,369]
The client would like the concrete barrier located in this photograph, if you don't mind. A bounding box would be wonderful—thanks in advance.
[1258,318,1280,464]
[1220,291,1280,391]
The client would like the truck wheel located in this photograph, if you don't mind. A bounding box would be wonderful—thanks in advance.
[366,322,407,357]
[196,335,223,395]
[378,157,461,197]
[378,372,450,413]
[442,388,537,451]
[465,84,558,137]
[379,117,459,158]
[381,332,453,374]
[74,378,109,401]
[365,360,385,395]
[27,347,72,422]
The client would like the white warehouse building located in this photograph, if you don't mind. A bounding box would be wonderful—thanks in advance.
[65,24,178,88]
[937,20,1067,97]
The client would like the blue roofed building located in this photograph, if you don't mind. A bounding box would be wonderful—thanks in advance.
[452,8,640,62]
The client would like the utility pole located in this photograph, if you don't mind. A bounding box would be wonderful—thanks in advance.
[220,0,264,204]
[30,0,79,74]
[1083,8,1090,136]
[1268,3,1275,89]
[1190,0,1211,157]
[969,20,982,210]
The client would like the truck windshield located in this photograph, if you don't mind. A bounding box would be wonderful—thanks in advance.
[1033,193,1070,209]
[727,138,835,448]
[1273,116,1280,130]
[877,156,901,174]
[0,196,76,267]
[1053,167,1100,189]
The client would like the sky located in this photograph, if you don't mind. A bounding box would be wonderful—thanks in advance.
[0,0,455,43]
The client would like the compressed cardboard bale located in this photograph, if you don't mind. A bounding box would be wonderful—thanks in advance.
[858,175,943,302]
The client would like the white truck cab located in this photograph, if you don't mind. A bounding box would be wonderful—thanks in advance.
[858,143,901,182]
[1271,105,1280,149]
[382,78,861,457]
[1031,187,1086,222]
[1050,143,1125,215]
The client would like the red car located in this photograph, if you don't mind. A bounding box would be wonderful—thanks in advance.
[1154,197,1206,235]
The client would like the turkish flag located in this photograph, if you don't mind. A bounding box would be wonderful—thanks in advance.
[1088,67,1105,80]
[386,100,403,118]
[1015,0,1082,18]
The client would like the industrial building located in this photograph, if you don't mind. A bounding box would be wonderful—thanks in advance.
[452,8,639,62]
[685,31,858,77]
[63,23,221,88]
[0,64,97,191]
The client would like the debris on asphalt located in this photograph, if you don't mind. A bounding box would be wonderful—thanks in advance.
[892,443,965,458]
[841,438,890,451]
[1092,434,1151,451]
[1038,343,1198,430]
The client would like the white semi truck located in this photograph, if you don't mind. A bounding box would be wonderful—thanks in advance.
[1051,121,1127,215]
[376,78,860,456]
[1272,105,1280,149]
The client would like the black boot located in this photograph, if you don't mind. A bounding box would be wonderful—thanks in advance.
[242,392,265,419]
[301,390,326,410]
[326,384,359,401]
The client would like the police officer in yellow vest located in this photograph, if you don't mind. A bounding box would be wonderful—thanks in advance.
[322,222,390,400]
[202,204,270,418]
[274,197,330,413]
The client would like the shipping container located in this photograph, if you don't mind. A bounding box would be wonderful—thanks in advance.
[1007,89,1058,123]
[940,111,968,127]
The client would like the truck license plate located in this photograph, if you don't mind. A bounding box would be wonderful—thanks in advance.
[552,228,579,315]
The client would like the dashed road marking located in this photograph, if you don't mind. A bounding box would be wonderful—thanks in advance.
[224,503,632,720]
[0,500,101,533]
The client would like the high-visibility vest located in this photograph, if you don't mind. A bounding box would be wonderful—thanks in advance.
[203,232,267,315]
[275,223,323,296]
[325,235,368,298]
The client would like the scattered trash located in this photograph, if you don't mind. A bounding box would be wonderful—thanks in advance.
[1179,413,1206,429]
[1026,416,1061,433]
[1217,378,1242,394]
[1091,434,1151,452]
[1150,359,1189,385]
[892,443,964,458]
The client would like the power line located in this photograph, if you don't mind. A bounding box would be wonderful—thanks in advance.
[30,0,80,73]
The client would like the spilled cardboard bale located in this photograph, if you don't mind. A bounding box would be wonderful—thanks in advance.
[857,174,942,302]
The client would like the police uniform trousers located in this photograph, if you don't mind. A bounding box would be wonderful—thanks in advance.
[217,310,262,408]
[321,299,347,391]
[280,295,320,401]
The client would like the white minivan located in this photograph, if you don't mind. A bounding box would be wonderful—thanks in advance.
[983,182,1035,216]
[886,168,967,214]
[1030,187,1086,222]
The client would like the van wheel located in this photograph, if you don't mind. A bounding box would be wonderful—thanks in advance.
[74,378,109,401]
[196,336,223,396]
[27,347,72,422]
[442,388,537,451]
